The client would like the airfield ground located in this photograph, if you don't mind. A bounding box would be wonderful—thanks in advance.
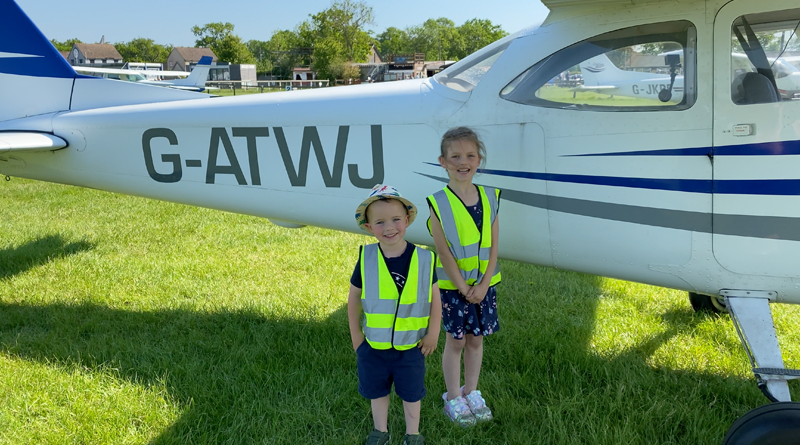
[1,178,798,444]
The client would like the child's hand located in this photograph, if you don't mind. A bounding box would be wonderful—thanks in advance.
[418,332,439,357]
[352,335,365,352]
[465,282,489,304]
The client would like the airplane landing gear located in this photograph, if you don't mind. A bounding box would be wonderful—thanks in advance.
[688,292,727,313]
[722,402,800,445]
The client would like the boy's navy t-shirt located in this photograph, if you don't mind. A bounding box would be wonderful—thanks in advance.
[351,242,438,294]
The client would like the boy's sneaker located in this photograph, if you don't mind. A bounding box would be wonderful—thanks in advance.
[461,386,493,422]
[403,433,426,445]
[365,429,390,445]
[442,392,477,427]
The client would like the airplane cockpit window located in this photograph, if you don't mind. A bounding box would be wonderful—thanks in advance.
[730,9,800,104]
[501,21,697,111]
[434,39,512,93]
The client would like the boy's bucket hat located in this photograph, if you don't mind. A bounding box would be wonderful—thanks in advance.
[355,184,417,234]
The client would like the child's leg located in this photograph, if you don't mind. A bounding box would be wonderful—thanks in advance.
[443,335,466,400]
[402,400,421,435]
[463,334,484,395]
[371,395,390,432]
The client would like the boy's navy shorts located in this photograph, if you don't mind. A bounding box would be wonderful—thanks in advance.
[356,341,426,403]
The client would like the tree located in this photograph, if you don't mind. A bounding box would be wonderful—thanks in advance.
[302,1,375,80]
[456,19,507,59]
[115,38,171,63]
[376,27,410,56]
[246,40,274,77]
[192,22,255,65]
[407,18,461,61]
[264,29,312,79]
[328,61,361,80]
[50,38,81,52]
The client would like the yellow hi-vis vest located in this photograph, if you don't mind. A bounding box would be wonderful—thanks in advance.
[360,244,434,350]
[427,185,501,290]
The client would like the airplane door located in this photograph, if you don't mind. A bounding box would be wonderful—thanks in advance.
[712,0,800,278]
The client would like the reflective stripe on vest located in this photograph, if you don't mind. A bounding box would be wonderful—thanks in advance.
[360,244,433,350]
[427,185,501,290]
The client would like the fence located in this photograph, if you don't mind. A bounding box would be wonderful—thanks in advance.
[206,79,330,94]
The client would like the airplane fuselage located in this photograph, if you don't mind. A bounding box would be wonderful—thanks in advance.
[3,0,800,306]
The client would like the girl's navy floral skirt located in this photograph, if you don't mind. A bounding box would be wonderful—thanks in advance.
[441,285,499,340]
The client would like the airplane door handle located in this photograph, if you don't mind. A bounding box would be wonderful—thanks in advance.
[732,124,755,136]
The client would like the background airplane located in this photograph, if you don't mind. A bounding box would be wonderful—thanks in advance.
[73,56,215,91]
[2,0,800,442]
[575,52,800,102]
[576,52,686,103]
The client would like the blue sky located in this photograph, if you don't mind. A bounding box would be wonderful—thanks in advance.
[16,0,549,47]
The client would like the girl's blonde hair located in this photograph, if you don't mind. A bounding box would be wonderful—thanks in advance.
[439,126,487,170]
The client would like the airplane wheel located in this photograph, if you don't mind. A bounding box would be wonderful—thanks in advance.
[689,292,727,313]
[722,402,800,445]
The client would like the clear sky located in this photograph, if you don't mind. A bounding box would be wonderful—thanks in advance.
[16,0,549,48]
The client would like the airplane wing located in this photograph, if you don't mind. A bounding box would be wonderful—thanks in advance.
[0,132,67,153]
[145,70,190,78]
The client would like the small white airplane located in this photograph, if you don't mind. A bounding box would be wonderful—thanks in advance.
[2,0,800,441]
[575,52,800,102]
[576,52,686,103]
[137,56,213,91]
[73,56,213,91]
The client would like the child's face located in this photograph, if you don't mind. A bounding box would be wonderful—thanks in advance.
[364,199,409,248]
[439,138,481,183]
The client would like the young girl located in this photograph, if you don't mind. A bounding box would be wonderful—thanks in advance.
[427,127,501,427]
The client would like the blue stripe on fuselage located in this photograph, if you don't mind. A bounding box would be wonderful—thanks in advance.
[564,139,800,157]
[426,138,800,196]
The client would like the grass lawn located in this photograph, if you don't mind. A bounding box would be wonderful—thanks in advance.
[1,178,798,444]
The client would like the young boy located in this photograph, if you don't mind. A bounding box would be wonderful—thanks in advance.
[348,184,442,445]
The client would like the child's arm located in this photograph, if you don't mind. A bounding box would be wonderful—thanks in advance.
[418,283,442,357]
[466,214,500,304]
[429,210,471,296]
[347,284,365,351]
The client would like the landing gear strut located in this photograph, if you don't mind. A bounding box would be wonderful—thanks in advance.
[719,292,800,444]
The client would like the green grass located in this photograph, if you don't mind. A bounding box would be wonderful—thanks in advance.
[535,85,675,107]
[1,178,798,444]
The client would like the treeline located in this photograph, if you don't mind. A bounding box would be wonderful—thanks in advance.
[50,0,508,81]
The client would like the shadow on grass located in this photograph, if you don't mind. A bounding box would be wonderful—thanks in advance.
[0,261,778,444]
[0,301,362,444]
[0,235,94,280]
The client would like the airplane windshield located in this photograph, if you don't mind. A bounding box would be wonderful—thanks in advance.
[501,21,697,111]
[434,37,513,93]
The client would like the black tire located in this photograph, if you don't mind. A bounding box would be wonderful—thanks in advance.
[689,292,726,313]
[722,402,800,445]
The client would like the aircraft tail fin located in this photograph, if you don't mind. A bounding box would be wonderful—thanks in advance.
[0,0,76,122]
[174,56,213,89]
[579,53,623,87]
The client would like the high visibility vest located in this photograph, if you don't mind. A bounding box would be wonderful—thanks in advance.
[360,244,434,350]
[427,185,501,290]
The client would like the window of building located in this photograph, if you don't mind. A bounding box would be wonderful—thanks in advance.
[730,9,800,104]
[501,21,697,111]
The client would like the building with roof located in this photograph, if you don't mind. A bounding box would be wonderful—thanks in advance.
[292,67,317,81]
[68,43,123,67]
[167,47,218,72]
[355,52,427,82]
